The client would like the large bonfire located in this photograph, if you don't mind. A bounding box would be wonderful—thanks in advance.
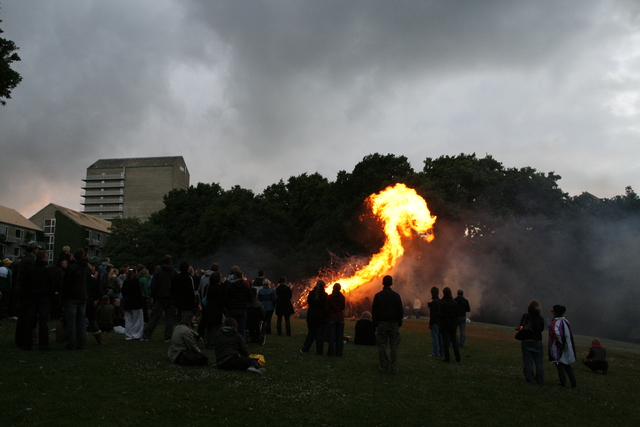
[296,183,436,308]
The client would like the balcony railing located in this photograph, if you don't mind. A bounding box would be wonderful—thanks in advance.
[83,189,123,197]
[82,173,125,181]
[81,182,124,189]
[80,197,123,205]
[82,206,123,213]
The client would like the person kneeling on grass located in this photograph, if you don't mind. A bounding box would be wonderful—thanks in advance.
[214,317,265,374]
[168,312,208,366]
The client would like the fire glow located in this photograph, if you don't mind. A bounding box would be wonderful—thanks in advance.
[307,183,436,302]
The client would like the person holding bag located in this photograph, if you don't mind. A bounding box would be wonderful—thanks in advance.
[516,300,545,385]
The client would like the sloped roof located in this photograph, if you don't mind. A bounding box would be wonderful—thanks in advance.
[45,204,111,233]
[0,205,42,231]
[88,156,187,171]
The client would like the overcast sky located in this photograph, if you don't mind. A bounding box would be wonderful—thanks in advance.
[2,0,639,218]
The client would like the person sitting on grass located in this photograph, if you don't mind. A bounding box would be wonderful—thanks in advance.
[168,312,208,366]
[214,317,265,374]
[583,338,608,374]
[354,311,376,346]
[96,295,115,332]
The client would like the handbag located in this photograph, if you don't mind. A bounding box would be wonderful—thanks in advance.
[515,315,533,341]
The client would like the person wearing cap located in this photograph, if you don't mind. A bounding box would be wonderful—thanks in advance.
[372,275,404,373]
[14,241,41,348]
[0,258,13,319]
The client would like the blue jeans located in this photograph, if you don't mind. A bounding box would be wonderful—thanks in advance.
[327,319,344,357]
[65,299,87,350]
[302,320,326,354]
[430,324,444,356]
[456,316,466,347]
[143,299,175,341]
[521,340,544,384]
[376,322,401,373]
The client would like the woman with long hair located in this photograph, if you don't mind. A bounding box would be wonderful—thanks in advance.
[517,300,545,384]
[549,305,577,388]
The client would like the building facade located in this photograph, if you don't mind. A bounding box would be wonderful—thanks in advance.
[30,204,111,264]
[81,156,190,220]
[0,206,44,261]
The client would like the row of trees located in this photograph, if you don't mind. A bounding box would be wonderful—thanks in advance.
[104,153,640,341]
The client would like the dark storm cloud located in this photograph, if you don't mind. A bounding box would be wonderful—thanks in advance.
[1,0,640,216]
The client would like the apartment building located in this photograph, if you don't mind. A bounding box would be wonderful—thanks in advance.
[0,205,43,261]
[81,156,190,220]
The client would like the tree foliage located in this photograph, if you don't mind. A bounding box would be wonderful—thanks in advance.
[0,10,22,106]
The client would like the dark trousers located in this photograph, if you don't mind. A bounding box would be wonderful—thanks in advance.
[25,294,51,350]
[302,320,326,354]
[277,314,291,336]
[217,354,258,371]
[264,310,274,334]
[441,324,460,362]
[327,319,344,357]
[556,363,577,387]
[583,359,608,373]
[143,299,175,341]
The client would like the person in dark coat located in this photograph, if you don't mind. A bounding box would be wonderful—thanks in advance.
[439,287,461,363]
[199,269,224,348]
[62,249,90,350]
[171,260,197,320]
[143,255,177,341]
[300,280,327,354]
[122,268,145,340]
[454,289,471,348]
[224,269,252,341]
[428,286,443,357]
[24,251,56,351]
[583,338,608,374]
[246,287,266,343]
[517,300,545,384]
[325,283,346,357]
[354,311,377,346]
[275,277,294,336]
[372,275,404,373]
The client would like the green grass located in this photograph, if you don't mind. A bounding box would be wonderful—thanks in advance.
[1,318,639,426]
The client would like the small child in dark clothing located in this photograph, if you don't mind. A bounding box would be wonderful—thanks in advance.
[354,311,376,346]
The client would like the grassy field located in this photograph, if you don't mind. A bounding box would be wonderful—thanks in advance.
[1,317,639,427]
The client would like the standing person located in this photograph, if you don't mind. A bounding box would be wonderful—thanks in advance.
[122,268,144,340]
[0,258,13,319]
[454,289,471,348]
[14,241,40,348]
[224,268,252,341]
[439,287,461,363]
[61,249,90,350]
[325,283,346,357]
[252,270,267,290]
[372,276,404,373]
[137,268,150,323]
[549,305,577,388]
[107,268,121,299]
[85,264,104,345]
[55,246,72,268]
[171,261,197,320]
[168,312,208,366]
[24,251,56,351]
[275,277,294,336]
[517,300,545,385]
[300,280,327,354]
[412,297,421,319]
[199,268,224,348]
[257,279,276,334]
[583,339,608,374]
[428,286,443,357]
[142,255,177,342]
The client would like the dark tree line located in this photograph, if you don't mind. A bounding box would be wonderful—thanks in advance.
[104,153,640,341]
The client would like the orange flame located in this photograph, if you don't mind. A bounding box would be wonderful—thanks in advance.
[325,183,436,294]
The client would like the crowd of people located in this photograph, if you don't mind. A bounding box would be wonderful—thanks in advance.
[0,243,610,382]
